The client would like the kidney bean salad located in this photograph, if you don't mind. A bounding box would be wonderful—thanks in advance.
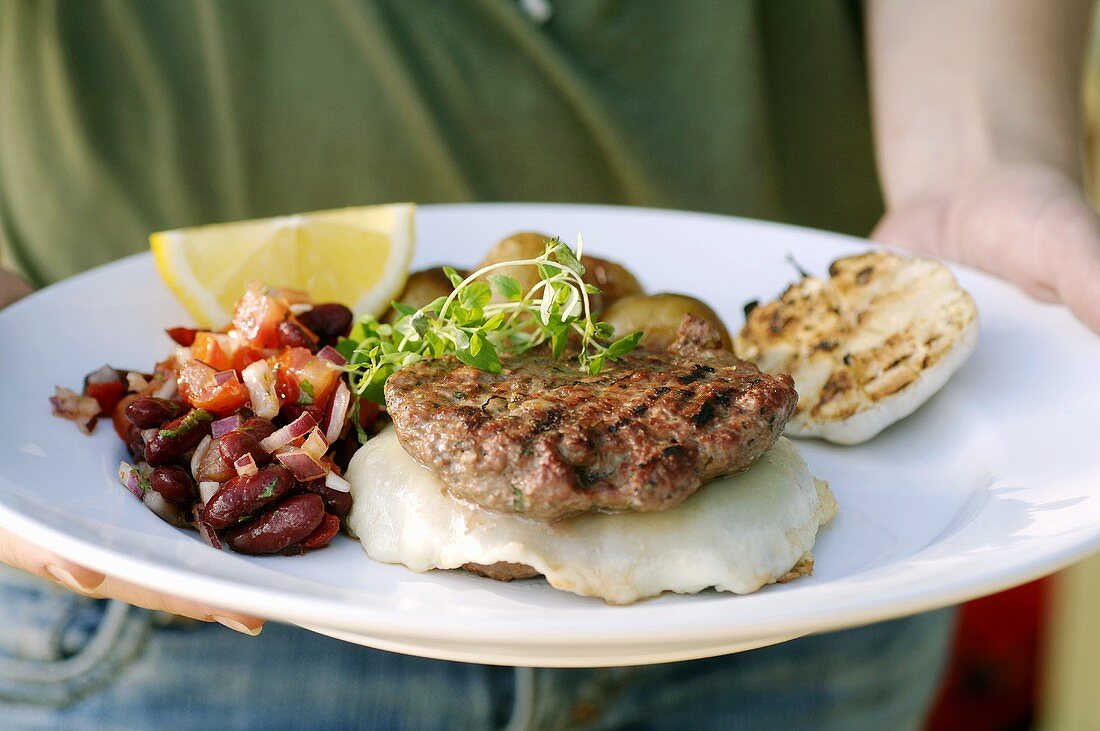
[50,237,641,557]
[50,285,382,556]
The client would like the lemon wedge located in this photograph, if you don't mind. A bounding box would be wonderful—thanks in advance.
[150,204,415,327]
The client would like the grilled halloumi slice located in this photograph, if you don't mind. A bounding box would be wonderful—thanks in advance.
[735,251,978,445]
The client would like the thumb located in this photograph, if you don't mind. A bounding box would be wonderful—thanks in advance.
[1039,204,1100,334]
[870,201,948,258]
[872,202,1063,304]
[0,526,105,593]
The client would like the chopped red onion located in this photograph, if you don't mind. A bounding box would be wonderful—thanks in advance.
[173,346,193,366]
[117,461,144,499]
[276,449,329,481]
[192,505,222,549]
[85,364,120,385]
[242,360,280,419]
[50,386,101,434]
[190,435,213,476]
[198,480,221,506]
[126,371,150,393]
[316,346,347,366]
[213,369,237,386]
[211,414,243,439]
[301,428,328,461]
[259,412,318,453]
[323,382,351,444]
[142,490,186,526]
[153,376,178,400]
[324,471,351,494]
[234,453,258,478]
[141,428,158,444]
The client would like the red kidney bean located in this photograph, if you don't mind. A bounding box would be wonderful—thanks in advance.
[300,479,352,518]
[149,466,196,504]
[144,409,214,466]
[276,321,317,350]
[279,402,325,425]
[227,493,325,555]
[112,394,142,444]
[195,442,234,483]
[126,397,190,429]
[126,437,146,462]
[298,304,353,346]
[217,430,272,468]
[239,417,277,440]
[298,513,341,550]
[204,464,295,530]
[192,505,222,549]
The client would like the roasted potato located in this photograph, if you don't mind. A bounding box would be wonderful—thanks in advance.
[581,255,644,308]
[384,267,458,323]
[601,293,732,352]
[475,232,550,303]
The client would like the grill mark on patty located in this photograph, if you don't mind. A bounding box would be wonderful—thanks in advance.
[692,389,733,428]
[630,385,671,417]
[532,407,563,434]
[678,363,716,384]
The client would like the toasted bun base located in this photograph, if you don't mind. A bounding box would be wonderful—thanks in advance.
[736,251,979,445]
[346,428,835,604]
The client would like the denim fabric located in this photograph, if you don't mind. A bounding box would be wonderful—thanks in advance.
[0,565,953,730]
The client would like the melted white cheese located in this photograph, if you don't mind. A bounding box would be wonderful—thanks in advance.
[346,428,836,604]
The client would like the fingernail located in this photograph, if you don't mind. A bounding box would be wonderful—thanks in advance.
[46,565,98,594]
[213,615,263,636]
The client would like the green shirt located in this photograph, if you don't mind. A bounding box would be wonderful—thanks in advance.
[0,0,878,286]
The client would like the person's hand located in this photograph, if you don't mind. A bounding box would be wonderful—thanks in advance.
[872,163,1100,334]
[0,268,33,309]
[0,267,263,635]
[0,526,263,634]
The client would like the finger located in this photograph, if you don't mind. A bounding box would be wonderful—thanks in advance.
[0,269,33,309]
[0,527,263,635]
[870,201,945,257]
[0,526,105,593]
[873,201,1062,303]
[82,574,265,635]
[1039,202,1100,333]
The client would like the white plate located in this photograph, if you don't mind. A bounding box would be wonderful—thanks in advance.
[1,203,1098,668]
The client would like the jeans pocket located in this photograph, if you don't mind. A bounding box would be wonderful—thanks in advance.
[0,566,150,707]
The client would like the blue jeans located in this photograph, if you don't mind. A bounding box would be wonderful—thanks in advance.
[0,565,953,730]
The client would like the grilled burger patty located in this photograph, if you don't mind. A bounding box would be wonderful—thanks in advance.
[385,316,798,521]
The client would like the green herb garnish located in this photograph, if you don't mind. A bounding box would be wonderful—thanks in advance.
[258,478,278,499]
[157,408,213,439]
[339,235,642,408]
[297,379,314,405]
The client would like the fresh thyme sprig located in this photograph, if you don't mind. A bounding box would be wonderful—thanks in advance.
[337,235,643,409]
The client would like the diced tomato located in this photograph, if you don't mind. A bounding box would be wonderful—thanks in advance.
[177,360,249,415]
[279,402,326,425]
[274,365,300,406]
[166,327,198,346]
[230,346,265,374]
[85,380,126,415]
[273,347,341,409]
[232,286,289,348]
[299,513,340,550]
[355,398,381,430]
[190,332,235,372]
